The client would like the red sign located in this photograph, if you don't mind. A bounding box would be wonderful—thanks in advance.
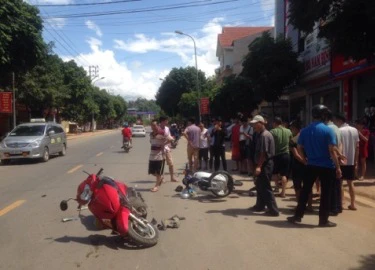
[200,97,210,115]
[331,54,368,77]
[0,92,12,113]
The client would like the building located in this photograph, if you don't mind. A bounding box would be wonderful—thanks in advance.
[215,26,274,82]
[277,0,375,124]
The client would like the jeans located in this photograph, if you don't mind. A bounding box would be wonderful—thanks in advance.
[255,161,279,213]
[295,165,335,223]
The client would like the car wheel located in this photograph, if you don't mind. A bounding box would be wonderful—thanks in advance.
[59,143,66,156]
[42,147,49,162]
[1,159,11,165]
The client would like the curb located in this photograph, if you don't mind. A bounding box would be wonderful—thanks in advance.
[67,129,118,141]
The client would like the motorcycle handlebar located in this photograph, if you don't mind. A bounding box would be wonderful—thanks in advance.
[97,168,104,176]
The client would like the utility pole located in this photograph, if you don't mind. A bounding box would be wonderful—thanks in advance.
[89,65,100,132]
[12,72,16,129]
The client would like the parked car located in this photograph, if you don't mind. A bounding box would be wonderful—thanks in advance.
[0,122,67,165]
[131,125,146,137]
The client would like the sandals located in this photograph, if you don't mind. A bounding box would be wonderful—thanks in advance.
[348,205,357,211]
[150,187,159,192]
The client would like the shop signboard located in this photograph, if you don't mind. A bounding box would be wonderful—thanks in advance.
[331,54,370,77]
[301,24,330,76]
[0,92,12,113]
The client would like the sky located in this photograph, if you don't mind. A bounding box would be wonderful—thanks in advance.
[27,0,275,101]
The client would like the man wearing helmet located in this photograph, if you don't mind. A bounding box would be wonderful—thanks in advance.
[121,122,132,147]
[287,104,342,227]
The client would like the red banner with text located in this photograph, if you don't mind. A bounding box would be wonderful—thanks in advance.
[0,92,12,113]
[200,97,210,115]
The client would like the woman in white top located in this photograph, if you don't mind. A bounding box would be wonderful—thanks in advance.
[198,122,209,170]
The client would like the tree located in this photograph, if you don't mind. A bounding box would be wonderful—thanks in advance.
[288,0,375,61]
[155,67,206,117]
[17,53,68,117]
[59,60,96,124]
[0,0,47,87]
[128,98,160,114]
[241,31,303,118]
[210,75,259,119]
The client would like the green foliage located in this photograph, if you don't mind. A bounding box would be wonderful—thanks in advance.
[0,0,46,80]
[155,67,206,117]
[210,75,258,119]
[288,0,375,60]
[241,31,303,103]
[128,98,160,114]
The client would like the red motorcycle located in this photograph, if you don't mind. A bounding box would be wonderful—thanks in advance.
[60,168,159,247]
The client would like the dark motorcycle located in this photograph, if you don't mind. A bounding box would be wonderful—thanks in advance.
[60,168,158,247]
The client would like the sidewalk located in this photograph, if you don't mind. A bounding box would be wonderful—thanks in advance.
[224,147,375,206]
[66,128,118,141]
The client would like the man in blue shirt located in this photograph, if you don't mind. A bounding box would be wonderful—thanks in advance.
[287,105,342,227]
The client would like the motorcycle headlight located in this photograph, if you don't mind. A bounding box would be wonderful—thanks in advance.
[29,140,42,148]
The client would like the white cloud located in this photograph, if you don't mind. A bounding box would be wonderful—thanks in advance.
[63,17,227,100]
[85,20,103,37]
[63,38,165,100]
[113,17,224,77]
[44,18,66,29]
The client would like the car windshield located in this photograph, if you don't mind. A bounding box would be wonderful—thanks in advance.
[9,125,46,136]
[133,126,144,129]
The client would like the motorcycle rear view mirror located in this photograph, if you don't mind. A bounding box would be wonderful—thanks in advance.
[60,198,76,211]
[60,200,68,211]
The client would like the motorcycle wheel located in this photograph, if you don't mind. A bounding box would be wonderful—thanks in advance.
[128,197,148,218]
[208,171,234,198]
[127,220,159,247]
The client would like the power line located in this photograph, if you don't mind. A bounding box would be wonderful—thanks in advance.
[34,0,141,7]
[43,17,92,66]
[43,0,240,19]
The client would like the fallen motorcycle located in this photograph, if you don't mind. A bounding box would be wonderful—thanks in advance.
[177,164,234,198]
[60,168,158,247]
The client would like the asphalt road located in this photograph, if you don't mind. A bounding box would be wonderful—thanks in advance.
[1,130,375,270]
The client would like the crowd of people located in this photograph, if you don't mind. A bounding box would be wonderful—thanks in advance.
[142,105,370,227]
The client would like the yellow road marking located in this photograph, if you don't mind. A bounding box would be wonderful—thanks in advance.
[67,164,83,174]
[96,152,103,157]
[0,200,26,217]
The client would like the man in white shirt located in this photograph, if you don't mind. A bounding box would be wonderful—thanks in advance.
[334,114,360,210]
[198,122,209,170]
[239,117,254,176]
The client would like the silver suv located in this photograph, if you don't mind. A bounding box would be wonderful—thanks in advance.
[0,122,67,164]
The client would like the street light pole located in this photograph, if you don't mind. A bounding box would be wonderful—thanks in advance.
[175,30,201,122]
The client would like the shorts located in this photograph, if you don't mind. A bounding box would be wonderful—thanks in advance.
[148,160,165,175]
[165,151,173,166]
[187,145,199,162]
[199,148,209,161]
[273,153,290,177]
[340,165,355,180]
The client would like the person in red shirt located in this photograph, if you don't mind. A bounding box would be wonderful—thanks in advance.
[122,123,133,147]
[355,118,369,180]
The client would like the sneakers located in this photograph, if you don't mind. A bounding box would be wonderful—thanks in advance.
[248,205,265,212]
[264,211,279,217]
[287,216,302,224]
[318,221,337,227]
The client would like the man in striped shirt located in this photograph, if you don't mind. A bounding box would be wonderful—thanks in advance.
[149,119,174,192]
